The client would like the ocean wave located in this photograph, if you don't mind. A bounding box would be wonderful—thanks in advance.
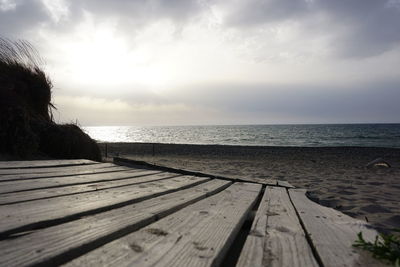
[84,124,400,148]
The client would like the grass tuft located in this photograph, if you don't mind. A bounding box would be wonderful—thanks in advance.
[353,230,400,266]
[0,37,101,161]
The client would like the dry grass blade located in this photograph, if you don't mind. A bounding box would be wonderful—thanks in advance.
[0,37,44,68]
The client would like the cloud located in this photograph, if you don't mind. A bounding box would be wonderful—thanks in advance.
[53,95,225,125]
[219,0,400,58]
[72,0,203,22]
[0,0,50,38]
[167,81,400,123]
[0,0,206,39]
[3,0,400,58]
[315,0,400,58]
[2,0,400,125]
[220,0,311,26]
[53,74,400,125]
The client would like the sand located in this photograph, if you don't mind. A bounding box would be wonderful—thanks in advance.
[101,143,400,233]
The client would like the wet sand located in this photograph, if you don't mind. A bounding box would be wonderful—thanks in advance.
[102,143,400,233]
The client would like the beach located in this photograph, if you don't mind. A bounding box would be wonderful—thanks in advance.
[101,143,400,233]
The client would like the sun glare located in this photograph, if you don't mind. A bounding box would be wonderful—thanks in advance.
[59,20,171,92]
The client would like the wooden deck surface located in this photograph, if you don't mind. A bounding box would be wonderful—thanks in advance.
[0,159,384,266]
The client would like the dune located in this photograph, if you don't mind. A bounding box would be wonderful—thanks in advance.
[0,38,100,161]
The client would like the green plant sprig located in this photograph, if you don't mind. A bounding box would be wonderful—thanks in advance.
[353,229,400,266]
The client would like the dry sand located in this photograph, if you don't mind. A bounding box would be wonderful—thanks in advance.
[101,143,400,233]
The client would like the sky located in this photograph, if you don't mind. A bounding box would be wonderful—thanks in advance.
[1,0,400,126]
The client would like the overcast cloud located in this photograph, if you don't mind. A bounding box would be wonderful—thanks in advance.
[1,0,400,125]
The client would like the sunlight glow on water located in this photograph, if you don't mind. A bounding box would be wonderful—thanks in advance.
[83,124,400,147]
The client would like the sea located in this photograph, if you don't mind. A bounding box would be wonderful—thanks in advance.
[83,124,400,148]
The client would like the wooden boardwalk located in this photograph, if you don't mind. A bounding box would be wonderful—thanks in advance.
[0,159,384,266]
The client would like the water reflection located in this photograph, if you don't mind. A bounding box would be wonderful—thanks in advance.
[83,124,400,148]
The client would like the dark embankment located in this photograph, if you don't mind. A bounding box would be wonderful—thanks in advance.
[0,38,101,161]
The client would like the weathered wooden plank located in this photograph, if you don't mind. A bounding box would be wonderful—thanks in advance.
[277,180,295,188]
[0,163,122,176]
[116,157,275,186]
[0,180,231,267]
[261,179,277,186]
[0,159,98,169]
[266,180,277,186]
[66,182,262,267]
[0,169,163,194]
[0,173,183,205]
[0,166,135,181]
[289,189,383,267]
[237,186,318,267]
[0,176,209,236]
[240,177,277,185]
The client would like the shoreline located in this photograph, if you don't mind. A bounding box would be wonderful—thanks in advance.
[98,141,400,147]
[100,142,400,233]
[98,142,400,155]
